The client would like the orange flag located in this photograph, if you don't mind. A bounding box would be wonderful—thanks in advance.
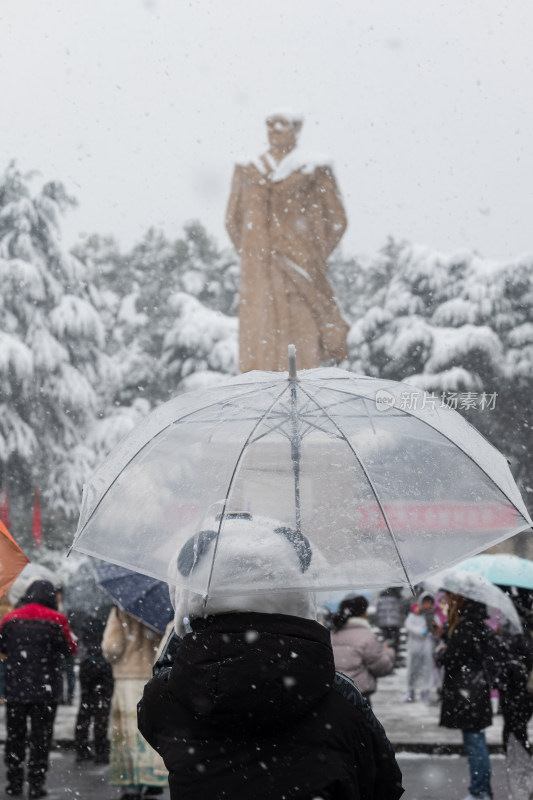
[0,520,29,598]
[32,490,42,549]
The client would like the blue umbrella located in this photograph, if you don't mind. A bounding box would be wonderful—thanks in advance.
[455,553,533,590]
[94,563,174,634]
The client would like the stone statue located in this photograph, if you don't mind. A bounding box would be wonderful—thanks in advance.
[225,109,349,372]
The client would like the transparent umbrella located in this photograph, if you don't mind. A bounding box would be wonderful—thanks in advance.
[62,561,114,632]
[70,359,532,600]
[8,561,57,607]
[422,567,522,632]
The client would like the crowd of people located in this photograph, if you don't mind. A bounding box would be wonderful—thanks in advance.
[0,546,532,800]
[371,583,533,800]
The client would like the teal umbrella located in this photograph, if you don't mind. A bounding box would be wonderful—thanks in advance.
[455,553,533,589]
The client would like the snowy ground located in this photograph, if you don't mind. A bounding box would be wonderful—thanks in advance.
[371,665,524,750]
[0,748,516,800]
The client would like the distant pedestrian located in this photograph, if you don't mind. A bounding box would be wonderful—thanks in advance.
[498,593,533,755]
[103,607,167,800]
[330,594,395,704]
[376,587,404,664]
[56,585,75,706]
[435,593,506,800]
[74,616,114,764]
[0,579,77,799]
[0,591,13,703]
[402,594,436,703]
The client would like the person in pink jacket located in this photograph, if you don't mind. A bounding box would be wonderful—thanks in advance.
[330,595,395,704]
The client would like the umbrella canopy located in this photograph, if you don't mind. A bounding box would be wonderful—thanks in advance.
[8,560,56,607]
[71,365,532,599]
[62,561,114,635]
[0,521,29,599]
[454,553,533,590]
[423,567,522,632]
[94,563,173,634]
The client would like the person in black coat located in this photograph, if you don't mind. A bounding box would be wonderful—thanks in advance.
[498,592,533,755]
[138,515,404,800]
[435,593,505,800]
[74,615,114,763]
[376,587,404,665]
[0,580,77,798]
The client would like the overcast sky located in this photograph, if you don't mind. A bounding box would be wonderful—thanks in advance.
[2,0,532,260]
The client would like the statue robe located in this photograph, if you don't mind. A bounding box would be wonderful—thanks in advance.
[225,149,349,373]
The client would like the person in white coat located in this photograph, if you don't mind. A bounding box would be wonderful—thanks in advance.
[330,595,395,704]
[403,596,436,703]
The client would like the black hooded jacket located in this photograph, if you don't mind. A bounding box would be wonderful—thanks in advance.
[436,601,507,731]
[0,580,76,703]
[138,612,403,800]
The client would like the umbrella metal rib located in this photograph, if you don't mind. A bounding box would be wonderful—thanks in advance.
[203,383,290,604]
[289,380,302,536]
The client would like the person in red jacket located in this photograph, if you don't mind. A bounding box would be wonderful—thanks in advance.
[0,579,77,798]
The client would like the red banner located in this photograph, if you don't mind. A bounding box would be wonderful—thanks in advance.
[355,502,518,533]
[0,487,10,530]
[32,489,43,548]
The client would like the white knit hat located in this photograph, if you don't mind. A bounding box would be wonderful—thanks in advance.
[168,514,317,637]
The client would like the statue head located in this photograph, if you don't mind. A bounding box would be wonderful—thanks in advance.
[266,109,303,159]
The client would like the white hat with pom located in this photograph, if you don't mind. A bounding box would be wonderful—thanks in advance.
[168,513,317,637]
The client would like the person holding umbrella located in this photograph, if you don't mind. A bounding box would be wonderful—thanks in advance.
[138,514,404,800]
[435,591,507,800]
[103,606,168,799]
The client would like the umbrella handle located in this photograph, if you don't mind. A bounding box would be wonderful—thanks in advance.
[288,344,298,381]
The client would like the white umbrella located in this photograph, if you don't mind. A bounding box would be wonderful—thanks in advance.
[423,567,522,632]
[9,562,58,607]
[70,360,532,600]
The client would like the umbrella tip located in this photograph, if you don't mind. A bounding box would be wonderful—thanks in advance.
[288,344,298,380]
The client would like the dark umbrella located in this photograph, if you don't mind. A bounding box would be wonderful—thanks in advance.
[63,561,114,624]
[94,563,173,634]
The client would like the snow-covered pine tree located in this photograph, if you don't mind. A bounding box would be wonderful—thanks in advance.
[159,223,238,392]
[344,240,533,528]
[0,163,106,549]
[77,222,239,406]
[73,222,239,476]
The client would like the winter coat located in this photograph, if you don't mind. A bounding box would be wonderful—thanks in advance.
[138,612,404,800]
[102,607,161,680]
[436,605,505,731]
[404,612,434,656]
[225,149,349,372]
[331,617,395,695]
[376,593,404,629]
[499,628,533,703]
[0,601,76,703]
